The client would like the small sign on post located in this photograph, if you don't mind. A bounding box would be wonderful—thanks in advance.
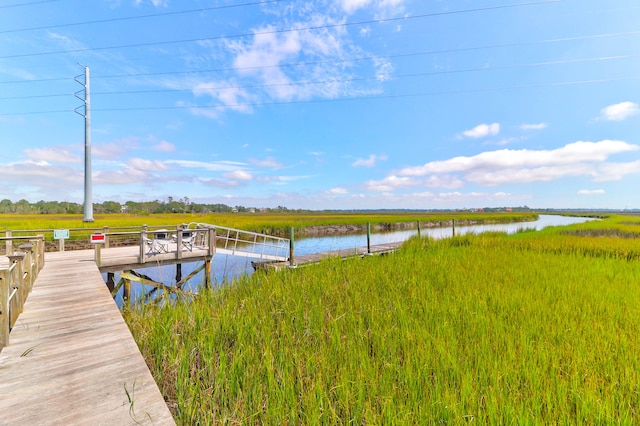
[54,229,70,252]
[90,233,105,244]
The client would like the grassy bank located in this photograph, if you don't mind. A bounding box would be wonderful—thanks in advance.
[0,211,537,233]
[124,215,640,424]
[0,211,537,249]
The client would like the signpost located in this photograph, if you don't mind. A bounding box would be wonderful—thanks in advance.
[54,229,70,252]
[91,233,105,267]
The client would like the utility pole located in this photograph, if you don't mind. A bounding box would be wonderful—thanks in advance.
[75,64,94,222]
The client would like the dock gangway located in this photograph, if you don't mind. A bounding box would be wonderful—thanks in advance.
[188,222,290,262]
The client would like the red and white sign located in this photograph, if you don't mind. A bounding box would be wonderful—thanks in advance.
[90,233,106,244]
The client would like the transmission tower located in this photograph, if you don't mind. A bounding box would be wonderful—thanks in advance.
[74,65,94,222]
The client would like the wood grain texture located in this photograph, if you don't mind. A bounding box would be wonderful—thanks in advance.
[0,250,175,425]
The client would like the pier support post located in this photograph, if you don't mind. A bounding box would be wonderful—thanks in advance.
[289,227,295,267]
[417,221,421,238]
[452,219,456,237]
[123,278,130,307]
[106,272,115,293]
[367,223,371,254]
[176,264,182,283]
[204,260,211,289]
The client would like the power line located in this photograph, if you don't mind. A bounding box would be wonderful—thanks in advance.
[0,0,62,9]
[0,0,562,60]
[2,75,637,116]
[0,0,288,34]
[2,28,637,85]
[1,54,635,101]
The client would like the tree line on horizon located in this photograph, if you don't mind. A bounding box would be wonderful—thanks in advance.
[0,197,544,216]
[0,197,292,215]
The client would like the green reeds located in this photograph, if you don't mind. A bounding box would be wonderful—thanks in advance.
[124,215,640,424]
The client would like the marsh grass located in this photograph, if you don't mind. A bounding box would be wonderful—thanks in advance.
[124,215,640,424]
[0,212,536,235]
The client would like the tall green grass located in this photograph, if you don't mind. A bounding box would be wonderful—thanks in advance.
[0,211,537,234]
[124,216,640,424]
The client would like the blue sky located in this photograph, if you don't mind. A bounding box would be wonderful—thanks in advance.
[1,0,639,210]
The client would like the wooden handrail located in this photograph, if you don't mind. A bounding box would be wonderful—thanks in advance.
[0,235,44,351]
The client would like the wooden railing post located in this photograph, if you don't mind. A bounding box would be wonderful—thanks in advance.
[30,235,45,271]
[18,244,34,290]
[0,268,10,350]
[7,253,26,318]
[208,227,216,257]
[176,225,183,260]
[103,226,110,248]
[5,231,12,256]
[139,225,148,264]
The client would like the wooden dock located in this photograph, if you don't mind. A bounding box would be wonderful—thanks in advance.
[253,241,404,271]
[0,249,175,425]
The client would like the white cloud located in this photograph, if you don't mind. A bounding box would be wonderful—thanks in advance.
[460,123,500,139]
[186,3,397,119]
[424,175,464,189]
[192,82,254,116]
[352,154,388,167]
[128,158,168,172]
[578,189,605,195]
[593,160,640,182]
[202,178,243,188]
[249,156,283,169]
[367,175,420,192]
[397,140,640,186]
[338,0,405,15]
[153,140,175,152]
[0,160,81,188]
[600,102,639,121]
[93,141,135,160]
[520,123,547,130]
[135,0,168,6]
[24,147,81,164]
[222,170,253,181]
[328,187,349,194]
[166,160,246,172]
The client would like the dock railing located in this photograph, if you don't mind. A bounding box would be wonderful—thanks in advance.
[189,222,290,262]
[90,223,290,268]
[0,235,45,351]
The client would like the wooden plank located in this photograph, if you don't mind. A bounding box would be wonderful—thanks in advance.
[0,250,175,425]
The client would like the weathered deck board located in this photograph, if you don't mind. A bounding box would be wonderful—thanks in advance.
[0,250,175,425]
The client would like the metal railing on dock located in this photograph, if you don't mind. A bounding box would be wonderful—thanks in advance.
[190,222,290,261]
[90,223,289,271]
[0,235,45,351]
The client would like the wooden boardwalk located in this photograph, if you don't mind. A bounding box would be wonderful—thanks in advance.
[254,241,404,271]
[0,250,175,425]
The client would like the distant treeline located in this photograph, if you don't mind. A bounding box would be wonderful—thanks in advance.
[0,197,293,215]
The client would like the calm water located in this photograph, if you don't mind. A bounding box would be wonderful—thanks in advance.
[109,214,595,304]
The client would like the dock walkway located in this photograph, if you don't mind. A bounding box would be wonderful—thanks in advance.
[254,241,404,271]
[0,249,175,425]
